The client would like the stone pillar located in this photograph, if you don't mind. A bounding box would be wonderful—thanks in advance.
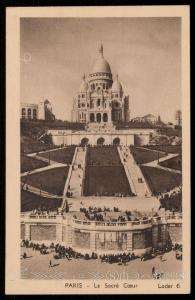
[107,111,111,124]
[25,223,31,240]
[90,231,96,251]
[126,231,133,251]
[161,224,167,246]
[56,224,63,243]
[110,134,113,145]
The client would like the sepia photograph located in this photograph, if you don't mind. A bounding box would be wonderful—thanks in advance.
[6,6,190,294]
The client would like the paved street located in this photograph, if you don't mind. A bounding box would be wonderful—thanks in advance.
[21,247,182,280]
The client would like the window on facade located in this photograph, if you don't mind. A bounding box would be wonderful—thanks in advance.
[133,232,145,249]
[103,83,105,89]
[97,99,101,106]
[82,94,85,98]
[103,113,108,122]
[27,108,31,119]
[33,109,37,119]
[22,108,26,118]
[90,113,95,122]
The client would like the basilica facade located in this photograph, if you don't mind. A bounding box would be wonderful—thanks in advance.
[71,45,130,124]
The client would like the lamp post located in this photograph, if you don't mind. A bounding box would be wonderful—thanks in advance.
[49,143,51,165]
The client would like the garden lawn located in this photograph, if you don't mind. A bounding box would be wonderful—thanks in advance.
[21,190,62,212]
[83,166,132,196]
[140,166,182,194]
[130,146,166,164]
[159,155,182,171]
[144,145,181,154]
[21,155,48,173]
[86,146,121,166]
[21,166,69,196]
[38,147,75,164]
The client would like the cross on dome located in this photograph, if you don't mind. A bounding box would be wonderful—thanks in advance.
[99,44,103,56]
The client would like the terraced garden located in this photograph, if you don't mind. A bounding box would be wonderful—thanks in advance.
[143,144,181,154]
[140,166,182,195]
[21,190,62,212]
[86,145,121,166]
[130,146,166,164]
[21,155,48,173]
[38,146,75,164]
[83,166,132,196]
[21,166,69,196]
[83,146,132,196]
[159,155,182,171]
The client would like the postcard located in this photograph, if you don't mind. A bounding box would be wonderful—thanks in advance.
[6,5,190,294]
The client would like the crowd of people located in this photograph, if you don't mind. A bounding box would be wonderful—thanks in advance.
[76,206,159,223]
[88,192,134,197]
[100,252,138,264]
[25,205,160,225]
[21,239,99,261]
[21,239,182,265]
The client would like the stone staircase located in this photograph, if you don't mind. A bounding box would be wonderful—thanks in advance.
[68,147,86,198]
[119,146,151,197]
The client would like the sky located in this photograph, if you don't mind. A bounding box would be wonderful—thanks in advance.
[20,17,181,123]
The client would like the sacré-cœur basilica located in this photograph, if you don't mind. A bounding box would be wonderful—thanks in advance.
[50,45,154,147]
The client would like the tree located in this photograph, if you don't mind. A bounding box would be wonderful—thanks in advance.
[42,133,53,145]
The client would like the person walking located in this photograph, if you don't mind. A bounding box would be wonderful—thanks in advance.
[49,259,52,268]
[152,266,155,275]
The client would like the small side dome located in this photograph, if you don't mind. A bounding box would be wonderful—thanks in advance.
[79,74,88,92]
[44,99,52,111]
[112,75,123,93]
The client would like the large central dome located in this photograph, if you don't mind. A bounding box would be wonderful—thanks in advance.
[91,45,112,74]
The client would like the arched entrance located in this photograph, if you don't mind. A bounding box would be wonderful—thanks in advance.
[113,137,120,145]
[103,113,108,122]
[96,113,101,123]
[81,137,89,146]
[97,137,105,146]
[90,113,95,122]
